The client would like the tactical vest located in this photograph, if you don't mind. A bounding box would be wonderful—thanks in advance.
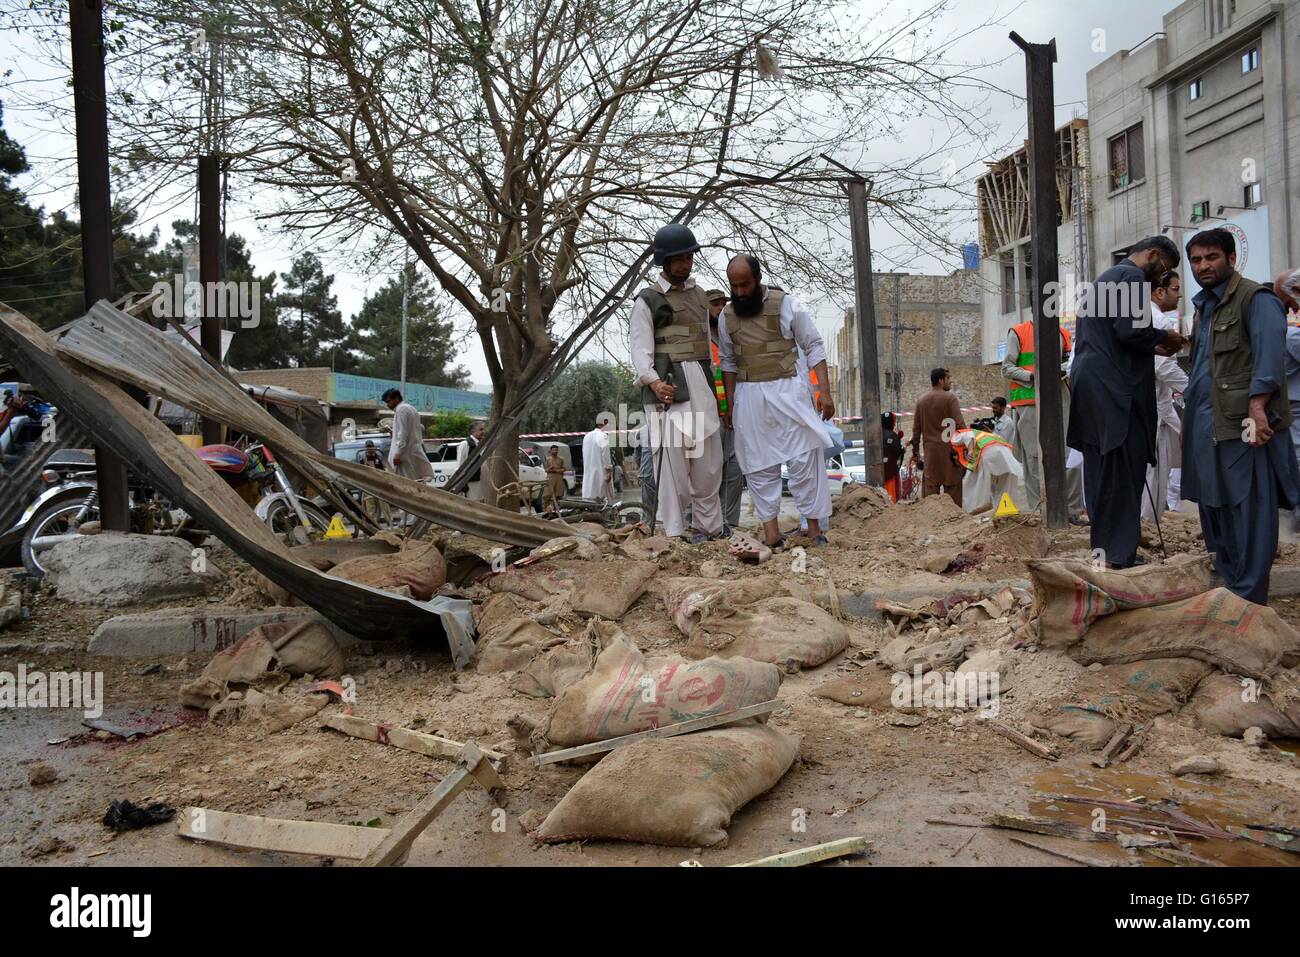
[638,283,711,406]
[1007,320,1071,407]
[724,287,796,382]
[1193,271,1293,442]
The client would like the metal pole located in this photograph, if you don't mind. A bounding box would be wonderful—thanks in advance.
[1011,31,1068,529]
[846,178,884,487]
[399,252,409,393]
[69,0,130,532]
[199,154,223,444]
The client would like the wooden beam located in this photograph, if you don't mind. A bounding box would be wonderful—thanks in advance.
[360,741,502,867]
[320,713,505,763]
[987,720,1060,760]
[177,807,390,860]
[729,836,871,868]
[528,699,781,767]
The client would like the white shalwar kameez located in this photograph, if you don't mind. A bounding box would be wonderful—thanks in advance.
[581,427,613,502]
[717,290,832,523]
[1142,306,1188,520]
[629,276,723,538]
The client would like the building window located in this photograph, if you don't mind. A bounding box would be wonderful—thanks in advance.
[1108,124,1145,191]
[1000,260,1016,314]
[1242,46,1259,73]
[1189,77,1203,101]
[1245,182,1262,207]
[1191,200,1211,223]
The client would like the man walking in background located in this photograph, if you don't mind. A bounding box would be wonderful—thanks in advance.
[581,417,613,503]
[1069,236,1186,568]
[910,368,965,507]
[383,388,433,484]
[544,444,567,512]
[455,420,486,502]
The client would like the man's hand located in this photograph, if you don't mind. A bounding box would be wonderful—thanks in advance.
[815,392,835,421]
[650,378,675,404]
[1154,329,1187,357]
[721,409,733,430]
[392,453,402,466]
[1247,397,1274,447]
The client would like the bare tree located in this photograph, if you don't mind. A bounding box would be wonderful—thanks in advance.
[3,0,1010,493]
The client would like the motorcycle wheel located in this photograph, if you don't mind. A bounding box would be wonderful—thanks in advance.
[263,498,334,544]
[21,495,98,579]
[614,504,645,527]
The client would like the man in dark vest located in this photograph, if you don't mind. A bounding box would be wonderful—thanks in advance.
[1068,235,1185,568]
[628,224,723,542]
[1181,229,1299,603]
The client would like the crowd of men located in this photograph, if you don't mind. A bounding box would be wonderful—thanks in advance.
[916,228,1299,608]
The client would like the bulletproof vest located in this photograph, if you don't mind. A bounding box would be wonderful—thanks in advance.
[724,287,795,382]
[638,283,711,405]
[1194,271,1292,442]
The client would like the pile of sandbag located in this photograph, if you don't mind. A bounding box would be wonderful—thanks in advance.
[1023,557,1300,744]
[658,575,848,669]
[472,592,565,673]
[250,535,448,604]
[487,558,658,620]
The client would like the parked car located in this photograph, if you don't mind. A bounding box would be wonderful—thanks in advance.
[425,440,550,508]
[780,440,861,497]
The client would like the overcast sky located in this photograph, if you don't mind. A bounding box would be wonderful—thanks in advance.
[0,0,1170,392]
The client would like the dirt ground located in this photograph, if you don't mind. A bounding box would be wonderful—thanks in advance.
[2,494,1299,868]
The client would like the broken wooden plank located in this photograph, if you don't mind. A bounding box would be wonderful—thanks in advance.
[528,699,781,767]
[1007,835,1117,867]
[176,806,390,860]
[360,741,502,867]
[1092,723,1133,769]
[320,713,504,763]
[1115,722,1149,764]
[985,813,1109,842]
[729,836,871,868]
[987,720,1060,760]
[1140,846,1225,867]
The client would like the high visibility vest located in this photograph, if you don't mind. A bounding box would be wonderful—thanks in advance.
[1007,320,1071,407]
[952,428,1011,472]
[709,340,728,414]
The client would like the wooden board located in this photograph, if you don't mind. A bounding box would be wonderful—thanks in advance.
[176,807,390,860]
[320,712,505,763]
[729,836,871,868]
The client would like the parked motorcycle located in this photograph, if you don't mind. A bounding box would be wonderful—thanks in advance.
[12,441,333,578]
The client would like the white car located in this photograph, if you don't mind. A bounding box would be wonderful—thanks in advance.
[780,441,861,497]
[425,441,548,507]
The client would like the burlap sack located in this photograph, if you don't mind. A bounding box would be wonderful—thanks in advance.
[815,668,899,710]
[1069,588,1300,679]
[535,724,799,847]
[1190,671,1300,739]
[509,645,595,698]
[544,630,781,747]
[488,559,658,620]
[1026,553,1212,647]
[1026,657,1212,749]
[684,596,850,669]
[472,592,563,673]
[179,619,345,709]
[659,575,838,637]
[328,538,447,601]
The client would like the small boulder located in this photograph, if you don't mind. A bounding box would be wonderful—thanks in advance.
[1171,756,1221,777]
[44,532,221,606]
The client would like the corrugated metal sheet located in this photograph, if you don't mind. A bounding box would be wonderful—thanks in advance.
[56,302,572,548]
[0,303,474,663]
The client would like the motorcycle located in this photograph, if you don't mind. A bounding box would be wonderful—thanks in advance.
[9,441,334,578]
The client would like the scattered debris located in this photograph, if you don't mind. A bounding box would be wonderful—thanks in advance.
[27,761,58,786]
[103,800,177,832]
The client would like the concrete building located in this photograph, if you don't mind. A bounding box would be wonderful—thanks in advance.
[1087,0,1299,287]
[976,119,1093,368]
[835,270,1003,438]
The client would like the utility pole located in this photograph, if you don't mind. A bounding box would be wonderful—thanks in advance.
[69,0,130,532]
[1010,31,1068,529]
[847,179,883,486]
[400,252,409,393]
[198,154,222,444]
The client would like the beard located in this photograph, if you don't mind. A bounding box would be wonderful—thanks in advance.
[730,285,765,317]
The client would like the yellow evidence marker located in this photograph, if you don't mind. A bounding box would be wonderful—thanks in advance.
[995,493,1019,518]
[324,514,351,539]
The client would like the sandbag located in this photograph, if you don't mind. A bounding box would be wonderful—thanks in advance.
[815,668,898,710]
[1191,672,1300,739]
[179,619,345,709]
[1026,553,1211,647]
[683,597,850,670]
[659,575,838,637]
[535,724,799,847]
[328,538,447,601]
[472,592,563,673]
[544,629,781,747]
[1070,588,1300,679]
[1027,657,1213,749]
[509,644,594,699]
[488,559,658,620]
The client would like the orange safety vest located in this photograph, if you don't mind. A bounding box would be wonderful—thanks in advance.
[1007,320,1071,408]
[952,428,1012,471]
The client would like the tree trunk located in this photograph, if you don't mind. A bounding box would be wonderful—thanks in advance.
[484,388,520,510]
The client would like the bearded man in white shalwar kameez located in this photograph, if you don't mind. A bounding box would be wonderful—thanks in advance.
[718,254,835,547]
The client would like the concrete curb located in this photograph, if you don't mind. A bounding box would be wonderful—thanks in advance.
[87,605,359,658]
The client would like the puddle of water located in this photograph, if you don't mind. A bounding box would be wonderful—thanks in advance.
[1026,765,1300,866]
